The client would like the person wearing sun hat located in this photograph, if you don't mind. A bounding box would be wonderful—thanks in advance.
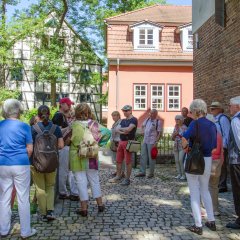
[52,97,79,201]
[209,101,231,193]
[109,105,138,186]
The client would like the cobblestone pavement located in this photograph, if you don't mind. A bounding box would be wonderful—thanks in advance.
[5,157,240,240]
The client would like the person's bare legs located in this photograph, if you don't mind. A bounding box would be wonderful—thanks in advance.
[80,200,88,211]
[126,163,132,179]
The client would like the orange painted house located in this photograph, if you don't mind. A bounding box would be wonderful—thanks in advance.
[105,4,193,132]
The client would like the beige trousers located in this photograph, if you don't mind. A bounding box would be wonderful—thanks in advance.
[209,159,222,212]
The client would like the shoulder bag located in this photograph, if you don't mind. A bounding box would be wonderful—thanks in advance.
[184,120,205,175]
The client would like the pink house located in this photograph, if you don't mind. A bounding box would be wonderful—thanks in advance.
[105,4,193,132]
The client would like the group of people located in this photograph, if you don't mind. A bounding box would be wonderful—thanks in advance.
[0,95,240,238]
[108,97,240,235]
[0,98,104,238]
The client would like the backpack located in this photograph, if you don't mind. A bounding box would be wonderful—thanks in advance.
[32,123,59,173]
[78,123,99,158]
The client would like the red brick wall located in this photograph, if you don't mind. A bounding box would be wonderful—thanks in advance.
[193,0,240,112]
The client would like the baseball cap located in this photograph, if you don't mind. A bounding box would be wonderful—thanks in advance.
[121,105,132,111]
[209,101,222,109]
[59,97,74,106]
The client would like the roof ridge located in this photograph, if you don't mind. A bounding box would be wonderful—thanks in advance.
[105,4,192,22]
[105,4,160,21]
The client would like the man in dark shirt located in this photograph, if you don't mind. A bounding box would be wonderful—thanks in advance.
[181,107,193,127]
[109,105,138,186]
[52,97,79,201]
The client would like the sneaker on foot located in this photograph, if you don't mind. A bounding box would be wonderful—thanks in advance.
[214,211,221,216]
[226,221,240,229]
[109,175,122,183]
[174,175,181,179]
[120,178,130,186]
[59,194,69,200]
[186,225,203,235]
[180,176,186,180]
[21,228,37,239]
[46,210,56,221]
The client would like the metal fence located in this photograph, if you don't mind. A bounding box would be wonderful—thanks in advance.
[134,133,174,167]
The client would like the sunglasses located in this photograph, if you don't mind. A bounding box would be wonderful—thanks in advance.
[122,110,130,112]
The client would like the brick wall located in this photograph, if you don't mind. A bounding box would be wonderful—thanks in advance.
[193,0,240,113]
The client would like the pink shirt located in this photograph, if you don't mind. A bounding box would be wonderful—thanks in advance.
[212,133,223,161]
[143,118,161,144]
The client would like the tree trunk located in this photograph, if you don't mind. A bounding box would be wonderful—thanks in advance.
[51,79,57,107]
[50,0,68,106]
[0,0,6,87]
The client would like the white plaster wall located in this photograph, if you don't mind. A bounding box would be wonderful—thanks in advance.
[192,0,215,33]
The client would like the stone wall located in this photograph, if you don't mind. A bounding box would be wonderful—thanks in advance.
[193,0,240,112]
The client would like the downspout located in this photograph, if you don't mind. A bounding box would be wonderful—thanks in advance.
[116,58,120,110]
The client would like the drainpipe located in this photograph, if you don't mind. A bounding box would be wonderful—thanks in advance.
[116,58,120,110]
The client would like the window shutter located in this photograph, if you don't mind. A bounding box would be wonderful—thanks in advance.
[215,0,225,27]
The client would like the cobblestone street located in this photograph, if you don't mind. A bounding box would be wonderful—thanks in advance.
[7,157,240,240]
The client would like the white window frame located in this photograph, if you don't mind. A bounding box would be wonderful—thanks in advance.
[167,85,181,111]
[180,25,193,52]
[151,85,164,111]
[133,84,147,110]
[139,28,154,46]
[131,23,161,51]
[187,30,193,49]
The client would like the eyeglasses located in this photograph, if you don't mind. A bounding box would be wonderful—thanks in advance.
[122,110,129,112]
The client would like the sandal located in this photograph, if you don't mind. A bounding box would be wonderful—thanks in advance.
[186,225,203,235]
[205,221,216,231]
[76,209,88,217]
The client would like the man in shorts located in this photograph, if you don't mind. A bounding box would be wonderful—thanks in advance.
[109,105,138,186]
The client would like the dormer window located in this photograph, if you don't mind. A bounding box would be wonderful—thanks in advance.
[139,28,153,45]
[179,23,193,52]
[130,21,162,51]
[187,30,193,49]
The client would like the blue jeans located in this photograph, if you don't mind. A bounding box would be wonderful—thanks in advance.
[140,143,156,175]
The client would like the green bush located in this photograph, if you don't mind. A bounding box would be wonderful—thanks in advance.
[21,107,58,124]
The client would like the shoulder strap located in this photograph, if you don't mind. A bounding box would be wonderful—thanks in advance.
[145,118,150,126]
[49,124,57,135]
[195,120,200,143]
[156,119,159,131]
[33,124,43,135]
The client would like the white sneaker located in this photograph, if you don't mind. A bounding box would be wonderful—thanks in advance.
[180,176,186,180]
[174,175,181,179]
[214,211,221,216]
[109,175,122,183]
[21,228,37,239]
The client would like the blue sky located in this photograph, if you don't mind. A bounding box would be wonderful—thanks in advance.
[7,0,192,18]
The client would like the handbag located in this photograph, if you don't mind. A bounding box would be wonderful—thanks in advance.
[126,140,141,153]
[184,120,205,175]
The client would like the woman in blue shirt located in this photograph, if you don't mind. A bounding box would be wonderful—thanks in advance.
[182,99,217,235]
[0,99,37,239]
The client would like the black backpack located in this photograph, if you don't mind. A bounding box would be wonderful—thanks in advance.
[32,124,59,173]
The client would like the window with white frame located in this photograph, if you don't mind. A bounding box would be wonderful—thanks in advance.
[167,85,181,111]
[187,30,193,49]
[134,85,147,110]
[139,28,153,46]
[151,85,164,110]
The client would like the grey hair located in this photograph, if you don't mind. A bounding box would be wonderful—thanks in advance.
[189,99,207,117]
[150,109,158,113]
[175,115,184,121]
[2,99,24,119]
[230,96,240,105]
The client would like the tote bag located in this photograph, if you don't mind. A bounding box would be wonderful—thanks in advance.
[184,120,205,175]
